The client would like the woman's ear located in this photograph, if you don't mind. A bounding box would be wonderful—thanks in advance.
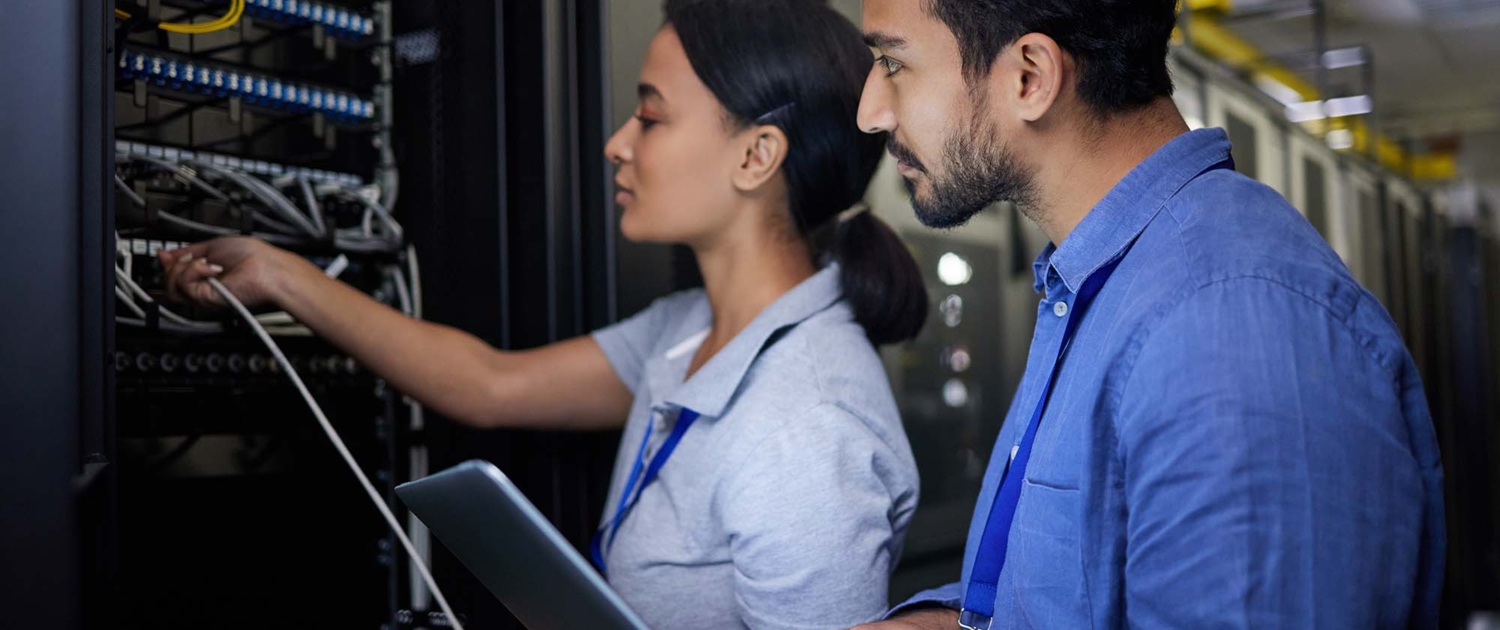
[731,125,789,193]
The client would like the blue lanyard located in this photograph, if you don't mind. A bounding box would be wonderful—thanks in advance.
[590,407,701,576]
[958,257,1120,630]
[958,157,1231,630]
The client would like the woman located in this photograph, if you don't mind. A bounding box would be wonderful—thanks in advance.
[160,0,926,628]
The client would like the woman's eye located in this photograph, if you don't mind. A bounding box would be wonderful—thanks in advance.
[635,115,658,130]
[876,56,904,76]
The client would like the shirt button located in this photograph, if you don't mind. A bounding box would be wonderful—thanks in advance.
[1053,300,1069,318]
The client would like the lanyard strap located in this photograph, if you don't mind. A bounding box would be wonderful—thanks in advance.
[958,258,1120,630]
[590,407,701,576]
[958,157,1232,630]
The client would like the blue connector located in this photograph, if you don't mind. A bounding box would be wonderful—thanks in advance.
[116,47,373,121]
[149,56,165,86]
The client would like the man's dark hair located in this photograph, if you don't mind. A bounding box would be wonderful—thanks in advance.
[924,0,1179,114]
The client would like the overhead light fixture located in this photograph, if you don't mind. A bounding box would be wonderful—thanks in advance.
[1321,46,1366,70]
[1285,101,1326,123]
[1324,95,1373,117]
[1326,128,1354,150]
[1254,74,1305,106]
[1283,95,1372,123]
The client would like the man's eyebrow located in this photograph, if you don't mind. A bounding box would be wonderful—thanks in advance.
[863,31,907,50]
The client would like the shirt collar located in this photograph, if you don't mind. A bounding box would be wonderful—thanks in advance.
[1037,128,1233,294]
[648,263,845,419]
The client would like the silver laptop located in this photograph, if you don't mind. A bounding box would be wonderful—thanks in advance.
[396,459,651,630]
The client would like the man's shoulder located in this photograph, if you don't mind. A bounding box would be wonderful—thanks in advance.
[1143,168,1365,322]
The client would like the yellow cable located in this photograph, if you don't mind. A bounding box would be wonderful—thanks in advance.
[114,0,245,34]
[160,0,244,34]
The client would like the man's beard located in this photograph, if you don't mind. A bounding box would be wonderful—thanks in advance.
[890,108,1037,230]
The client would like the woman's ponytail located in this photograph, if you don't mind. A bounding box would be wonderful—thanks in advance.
[833,208,928,345]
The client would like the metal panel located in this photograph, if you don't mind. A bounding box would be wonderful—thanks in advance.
[0,1,86,628]
[1207,83,1287,195]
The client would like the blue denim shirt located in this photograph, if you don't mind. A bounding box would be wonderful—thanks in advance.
[892,129,1444,629]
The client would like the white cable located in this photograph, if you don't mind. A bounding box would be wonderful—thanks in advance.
[342,188,403,242]
[297,175,328,237]
[388,266,413,317]
[114,174,146,208]
[192,161,322,238]
[207,277,464,630]
[115,267,224,332]
[127,155,231,203]
[324,254,350,280]
[115,317,222,335]
[116,287,146,318]
[155,211,304,247]
[407,245,423,321]
[120,164,398,253]
[392,249,433,608]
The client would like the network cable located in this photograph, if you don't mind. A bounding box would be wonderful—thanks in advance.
[116,155,403,253]
[115,0,246,35]
[207,277,464,630]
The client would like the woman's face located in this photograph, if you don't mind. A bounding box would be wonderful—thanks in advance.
[605,26,750,245]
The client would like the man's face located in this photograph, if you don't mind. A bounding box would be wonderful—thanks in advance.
[858,0,1036,229]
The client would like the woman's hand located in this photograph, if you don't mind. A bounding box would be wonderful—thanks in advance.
[158,237,306,310]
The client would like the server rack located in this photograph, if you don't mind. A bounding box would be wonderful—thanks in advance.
[2,0,632,628]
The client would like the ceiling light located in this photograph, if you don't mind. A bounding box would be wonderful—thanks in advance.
[1254,74,1305,106]
[1285,101,1326,123]
[1324,95,1374,117]
[1321,46,1366,69]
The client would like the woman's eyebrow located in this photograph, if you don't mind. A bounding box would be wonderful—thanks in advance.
[638,83,665,105]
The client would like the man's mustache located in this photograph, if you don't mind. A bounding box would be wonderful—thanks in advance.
[886,138,926,174]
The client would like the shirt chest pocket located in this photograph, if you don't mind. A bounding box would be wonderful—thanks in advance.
[1010,480,1093,629]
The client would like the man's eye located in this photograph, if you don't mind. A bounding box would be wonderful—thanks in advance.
[876,56,904,76]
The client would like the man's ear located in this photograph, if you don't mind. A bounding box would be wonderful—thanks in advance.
[731,125,789,192]
[993,32,1066,123]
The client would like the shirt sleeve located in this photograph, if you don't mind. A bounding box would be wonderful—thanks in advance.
[591,291,699,395]
[721,403,918,630]
[1117,278,1442,630]
[884,583,963,619]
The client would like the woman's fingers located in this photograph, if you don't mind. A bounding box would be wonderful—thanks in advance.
[158,241,211,268]
[163,252,197,304]
[180,258,226,307]
[162,252,225,307]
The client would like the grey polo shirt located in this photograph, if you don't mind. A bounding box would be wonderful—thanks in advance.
[591,263,920,630]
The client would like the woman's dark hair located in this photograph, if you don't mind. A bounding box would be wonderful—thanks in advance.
[664,0,928,345]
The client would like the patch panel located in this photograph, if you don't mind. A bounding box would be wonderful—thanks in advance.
[118,48,375,122]
[235,0,375,39]
[114,350,360,378]
[115,141,363,186]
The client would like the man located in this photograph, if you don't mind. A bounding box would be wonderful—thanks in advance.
[854,1,1444,628]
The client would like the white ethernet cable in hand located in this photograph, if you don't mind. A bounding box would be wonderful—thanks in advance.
[206,277,464,630]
